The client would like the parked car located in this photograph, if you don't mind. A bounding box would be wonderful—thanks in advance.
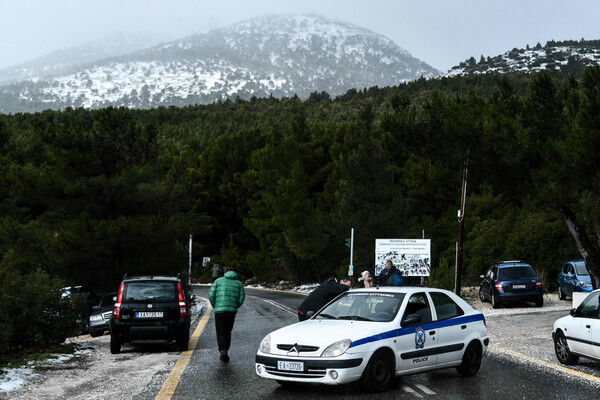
[61,285,99,334]
[109,274,194,354]
[255,287,488,392]
[552,289,600,364]
[89,292,117,337]
[479,261,543,308]
[558,260,593,300]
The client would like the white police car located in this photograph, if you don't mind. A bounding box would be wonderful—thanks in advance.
[553,289,600,365]
[255,287,488,392]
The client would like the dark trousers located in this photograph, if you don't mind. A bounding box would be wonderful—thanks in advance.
[215,311,237,352]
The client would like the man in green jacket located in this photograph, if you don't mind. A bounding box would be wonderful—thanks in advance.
[208,267,245,362]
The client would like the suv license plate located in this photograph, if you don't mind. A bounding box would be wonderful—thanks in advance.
[136,311,164,318]
[278,361,303,371]
[512,285,526,289]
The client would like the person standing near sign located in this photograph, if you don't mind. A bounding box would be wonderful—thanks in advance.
[359,270,374,288]
[378,260,403,286]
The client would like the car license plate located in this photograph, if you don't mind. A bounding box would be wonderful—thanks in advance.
[278,361,304,371]
[135,311,163,318]
[512,284,526,289]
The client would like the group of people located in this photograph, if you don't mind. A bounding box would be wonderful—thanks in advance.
[207,259,403,363]
[297,259,403,322]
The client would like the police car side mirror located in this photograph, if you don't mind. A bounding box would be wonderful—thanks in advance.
[570,308,577,317]
[402,314,422,327]
[306,311,315,318]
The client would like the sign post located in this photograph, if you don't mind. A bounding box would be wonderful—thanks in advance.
[348,228,354,276]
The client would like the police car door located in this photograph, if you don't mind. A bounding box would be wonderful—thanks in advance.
[397,292,438,371]
[429,291,468,365]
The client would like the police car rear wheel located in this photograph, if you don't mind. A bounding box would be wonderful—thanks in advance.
[361,350,393,392]
[457,342,481,376]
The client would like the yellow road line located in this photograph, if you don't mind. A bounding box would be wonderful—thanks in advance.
[155,298,213,400]
[495,346,600,384]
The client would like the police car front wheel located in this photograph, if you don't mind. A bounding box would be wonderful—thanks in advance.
[361,350,393,392]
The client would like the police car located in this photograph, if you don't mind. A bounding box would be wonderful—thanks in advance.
[255,287,488,392]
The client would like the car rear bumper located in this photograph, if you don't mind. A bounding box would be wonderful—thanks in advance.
[496,291,543,303]
[110,318,190,342]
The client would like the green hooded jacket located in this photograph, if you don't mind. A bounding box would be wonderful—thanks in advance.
[208,270,245,313]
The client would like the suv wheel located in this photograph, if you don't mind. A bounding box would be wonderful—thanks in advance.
[479,288,486,302]
[558,287,566,300]
[110,335,121,354]
[177,329,190,352]
[90,330,102,338]
[491,293,500,309]
[535,296,544,307]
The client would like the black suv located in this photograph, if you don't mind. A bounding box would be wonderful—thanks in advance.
[109,274,194,354]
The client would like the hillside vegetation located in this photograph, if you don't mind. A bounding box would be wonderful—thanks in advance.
[2,67,600,357]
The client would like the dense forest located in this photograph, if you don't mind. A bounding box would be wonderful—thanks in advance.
[2,68,600,356]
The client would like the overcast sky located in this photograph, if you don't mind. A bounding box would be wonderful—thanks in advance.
[1,0,599,72]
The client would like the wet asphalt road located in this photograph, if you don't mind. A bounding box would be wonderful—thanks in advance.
[144,286,600,400]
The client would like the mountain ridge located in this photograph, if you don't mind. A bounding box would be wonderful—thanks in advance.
[0,14,440,114]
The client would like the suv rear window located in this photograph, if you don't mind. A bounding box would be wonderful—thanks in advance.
[497,266,537,280]
[123,281,177,302]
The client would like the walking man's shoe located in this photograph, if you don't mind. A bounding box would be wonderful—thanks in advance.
[220,350,230,362]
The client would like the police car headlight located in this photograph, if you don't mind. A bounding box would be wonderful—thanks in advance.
[321,339,351,357]
[259,335,271,354]
[580,281,591,288]
[89,314,102,322]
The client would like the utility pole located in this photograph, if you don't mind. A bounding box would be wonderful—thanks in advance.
[456,153,469,296]
[188,234,193,285]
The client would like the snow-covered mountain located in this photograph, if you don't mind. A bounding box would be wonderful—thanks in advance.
[0,14,441,114]
[447,39,600,77]
[0,32,169,85]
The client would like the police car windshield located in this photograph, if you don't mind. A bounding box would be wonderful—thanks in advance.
[315,292,405,322]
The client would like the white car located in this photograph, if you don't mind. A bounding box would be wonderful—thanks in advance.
[553,288,600,365]
[255,287,489,392]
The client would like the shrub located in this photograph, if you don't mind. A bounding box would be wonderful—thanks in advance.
[0,255,75,362]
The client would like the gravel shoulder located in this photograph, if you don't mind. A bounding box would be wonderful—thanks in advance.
[0,303,204,400]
